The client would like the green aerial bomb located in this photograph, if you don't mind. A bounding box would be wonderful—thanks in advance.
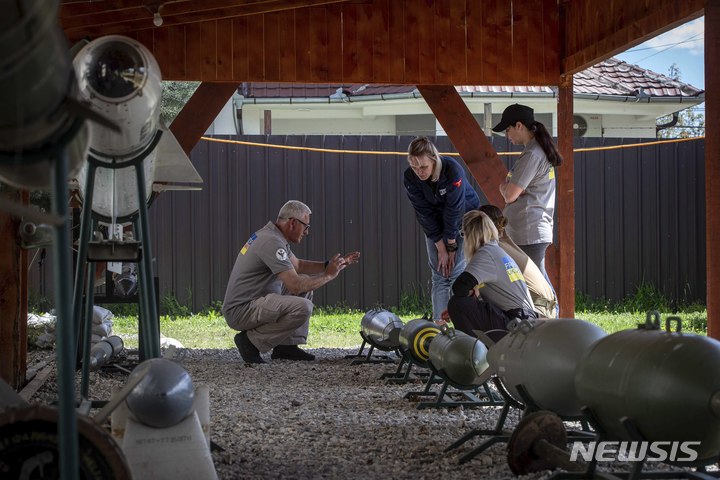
[575,312,720,464]
[481,318,606,417]
[428,327,489,387]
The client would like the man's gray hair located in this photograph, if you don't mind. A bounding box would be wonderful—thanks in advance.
[277,200,311,221]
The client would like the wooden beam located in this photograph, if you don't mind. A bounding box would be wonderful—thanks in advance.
[706,0,720,339]
[0,190,27,389]
[170,82,239,155]
[62,0,562,85]
[417,85,507,207]
[61,0,354,39]
[562,0,704,74]
[556,74,575,318]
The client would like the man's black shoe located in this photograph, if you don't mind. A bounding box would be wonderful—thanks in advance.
[234,332,266,364]
[271,345,315,361]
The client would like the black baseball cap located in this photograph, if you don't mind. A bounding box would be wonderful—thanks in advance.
[492,104,535,132]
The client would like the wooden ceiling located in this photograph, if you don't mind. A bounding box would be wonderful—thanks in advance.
[60,0,705,85]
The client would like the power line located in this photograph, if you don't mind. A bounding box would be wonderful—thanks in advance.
[631,32,704,64]
[623,37,703,53]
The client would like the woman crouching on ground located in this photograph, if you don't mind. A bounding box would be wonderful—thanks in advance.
[442,210,536,341]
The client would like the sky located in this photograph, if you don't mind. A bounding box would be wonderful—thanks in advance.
[615,17,705,90]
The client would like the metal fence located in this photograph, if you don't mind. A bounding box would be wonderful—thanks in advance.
[29,135,706,312]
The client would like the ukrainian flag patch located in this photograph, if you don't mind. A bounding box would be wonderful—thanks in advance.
[240,233,257,255]
[503,256,525,283]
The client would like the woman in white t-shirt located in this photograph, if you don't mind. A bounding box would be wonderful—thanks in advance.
[493,104,562,291]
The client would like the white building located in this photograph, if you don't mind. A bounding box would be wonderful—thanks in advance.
[208,58,704,139]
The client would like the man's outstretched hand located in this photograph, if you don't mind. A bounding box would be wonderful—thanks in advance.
[342,251,361,265]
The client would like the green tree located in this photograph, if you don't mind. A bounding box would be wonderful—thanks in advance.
[657,63,705,139]
[160,81,201,126]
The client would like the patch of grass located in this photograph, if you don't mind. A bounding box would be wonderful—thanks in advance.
[100,303,138,317]
[110,290,708,349]
[394,287,432,317]
[161,294,191,318]
[113,313,235,349]
[576,310,707,335]
[307,310,364,348]
[574,282,706,335]
[576,282,704,315]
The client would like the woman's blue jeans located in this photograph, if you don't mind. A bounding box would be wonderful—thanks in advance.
[426,236,466,320]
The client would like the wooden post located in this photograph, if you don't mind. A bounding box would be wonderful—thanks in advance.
[0,190,28,389]
[706,0,719,339]
[556,75,575,318]
[170,82,239,155]
[417,85,507,207]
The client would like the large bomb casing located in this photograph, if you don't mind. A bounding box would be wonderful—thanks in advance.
[73,35,162,220]
[575,315,720,463]
[360,309,404,348]
[487,318,606,417]
[0,0,88,189]
[428,328,489,387]
[398,319,441,365]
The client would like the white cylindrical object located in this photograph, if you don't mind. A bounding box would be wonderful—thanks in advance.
[194,384,211,447]
[73,35,162,219]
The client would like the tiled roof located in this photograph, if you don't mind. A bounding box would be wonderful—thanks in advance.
[242,58,703,99]
[574,58,703,97]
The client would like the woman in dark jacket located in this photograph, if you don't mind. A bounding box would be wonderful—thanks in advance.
[404,137,480,320]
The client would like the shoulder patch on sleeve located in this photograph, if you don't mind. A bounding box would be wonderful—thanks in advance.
[276,248,288,261]
[240,233,258,255]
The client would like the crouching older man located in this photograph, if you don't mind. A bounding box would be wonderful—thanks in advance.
[222,200,360,364]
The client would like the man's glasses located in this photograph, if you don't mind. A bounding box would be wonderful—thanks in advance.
[291,217,310,233]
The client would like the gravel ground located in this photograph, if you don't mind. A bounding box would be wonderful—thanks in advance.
[23,347,705,480]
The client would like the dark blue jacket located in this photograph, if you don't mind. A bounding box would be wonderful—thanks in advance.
[403,156,481,243]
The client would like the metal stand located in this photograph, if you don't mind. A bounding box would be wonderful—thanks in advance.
[383,346,433,385]
[72,130,164,400]
[403,367,443,400]
[344,332,398,364]
[444,377,522,463]
[0,117,86,480]
[413,362,504,410]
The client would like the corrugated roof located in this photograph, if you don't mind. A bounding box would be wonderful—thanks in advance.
[242,58,703,99]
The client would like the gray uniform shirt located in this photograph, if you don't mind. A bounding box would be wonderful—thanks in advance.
[463,241,534,313]
[503,138,556,245]
[222,221,294,316]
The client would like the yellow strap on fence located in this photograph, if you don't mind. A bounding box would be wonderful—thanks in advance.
[200,135,704,156]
